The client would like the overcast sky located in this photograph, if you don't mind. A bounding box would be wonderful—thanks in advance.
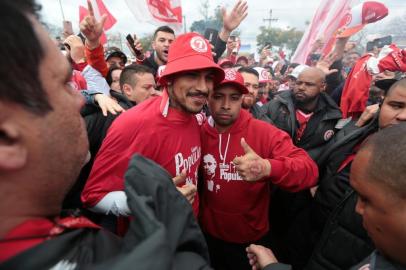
[38,0,405,43]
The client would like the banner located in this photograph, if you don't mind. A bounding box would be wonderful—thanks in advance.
[291,0,354,64]
[125,0,183,31]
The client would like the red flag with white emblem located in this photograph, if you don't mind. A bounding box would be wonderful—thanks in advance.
[125,0,183,31]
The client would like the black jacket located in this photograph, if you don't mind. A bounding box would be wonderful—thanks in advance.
[302,116,379,270]
[63,90,134,210]
[1,155,212,270]
[262,90,342,161]
[249,103,273,124]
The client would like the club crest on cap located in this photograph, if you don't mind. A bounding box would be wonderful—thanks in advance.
[225,69,237,81]
[190,36,208,53]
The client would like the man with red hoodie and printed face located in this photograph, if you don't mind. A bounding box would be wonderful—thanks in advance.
[81,33,225,223]
[199,69,319,270]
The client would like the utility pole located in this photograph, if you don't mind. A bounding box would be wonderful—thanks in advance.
[263,9,278,28]
[183,15,187,33]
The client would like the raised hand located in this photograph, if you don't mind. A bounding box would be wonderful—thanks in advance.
[316,51,339,76]
[232,138,271,181]
[222,0,248,32]
[79,0,107,49]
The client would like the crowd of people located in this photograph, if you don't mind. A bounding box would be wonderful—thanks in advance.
[1,0,406,269]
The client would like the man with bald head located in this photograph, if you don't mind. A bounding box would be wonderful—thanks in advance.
[262,67,341,260]
[263,67,341,156]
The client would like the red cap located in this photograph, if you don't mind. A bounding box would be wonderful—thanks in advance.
[218,58,234,68]
[159,32,225,85]
[215,68,248,94]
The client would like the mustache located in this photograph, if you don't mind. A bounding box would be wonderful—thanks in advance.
[187,91,208,98]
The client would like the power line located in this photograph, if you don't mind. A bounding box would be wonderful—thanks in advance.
[263,9,278,28]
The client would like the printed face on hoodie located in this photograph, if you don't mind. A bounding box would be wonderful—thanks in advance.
[209,85,243,132]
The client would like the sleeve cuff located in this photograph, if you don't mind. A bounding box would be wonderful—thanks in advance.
[267,159,285,179]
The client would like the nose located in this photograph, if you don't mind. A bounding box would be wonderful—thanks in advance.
[196,74,209,93]
[221,97,231,110]
[396,108,406,122]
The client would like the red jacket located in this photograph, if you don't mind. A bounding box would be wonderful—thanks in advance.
[199,110,318,243]
[81,95,202,214]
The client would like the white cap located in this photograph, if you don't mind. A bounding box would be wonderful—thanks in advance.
[289,64,309,79]
[253,67,272,83]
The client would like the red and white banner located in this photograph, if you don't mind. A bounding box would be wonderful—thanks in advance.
[79,0,117,44]
[125,0,183,31]
[291,0,354,64]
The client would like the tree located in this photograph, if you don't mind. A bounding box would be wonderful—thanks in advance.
[190,5,223,34]
[256,26,304,52]
[140,35,153,52]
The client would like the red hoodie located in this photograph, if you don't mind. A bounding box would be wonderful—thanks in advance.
[81,94,202,214]
[199,110,318,243]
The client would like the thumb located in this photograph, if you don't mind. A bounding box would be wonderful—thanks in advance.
[241,137,254,154]
[173,170,187,186]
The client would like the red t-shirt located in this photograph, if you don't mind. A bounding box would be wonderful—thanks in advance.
[82,95,202,214]
[295,109,314,141]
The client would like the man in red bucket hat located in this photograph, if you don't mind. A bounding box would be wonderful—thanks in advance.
[81,32,225,231]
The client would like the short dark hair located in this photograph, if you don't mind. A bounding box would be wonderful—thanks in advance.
[119,64,154,89]
[359,122,406,198]
[0,1,53,115]
[153,26,175,40]
[238,67,259,78]
[386,78,406,97]
[106,65,122,87]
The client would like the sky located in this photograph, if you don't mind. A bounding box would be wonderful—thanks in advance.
[38,0,405,47]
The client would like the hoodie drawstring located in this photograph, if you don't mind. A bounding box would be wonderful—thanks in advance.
[219,133,230,165]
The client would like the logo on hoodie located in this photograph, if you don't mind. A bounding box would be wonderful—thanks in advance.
[174,146,201,185]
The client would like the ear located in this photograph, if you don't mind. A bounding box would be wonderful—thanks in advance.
[122,83,133,97]
[0,122,27,171]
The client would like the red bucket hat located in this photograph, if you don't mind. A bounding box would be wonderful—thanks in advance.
[159,32,225,85]
[215,68,248,94]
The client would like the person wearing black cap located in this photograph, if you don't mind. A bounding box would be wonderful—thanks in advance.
[104,47,127,69]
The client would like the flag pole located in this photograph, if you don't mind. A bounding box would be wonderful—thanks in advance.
[58,0,66,21]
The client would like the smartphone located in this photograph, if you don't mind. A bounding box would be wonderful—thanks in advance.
[375,35,392,48]
[367,35,392,51]
[366,41,375,52]
[204,28,218,46]
[126,34,140,56]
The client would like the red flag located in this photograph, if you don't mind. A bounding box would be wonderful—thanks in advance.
[340,54,373,118]
[95,0,116,30]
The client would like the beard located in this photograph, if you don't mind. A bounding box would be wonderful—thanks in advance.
[242,95,255,109]
[292,91,319,111]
